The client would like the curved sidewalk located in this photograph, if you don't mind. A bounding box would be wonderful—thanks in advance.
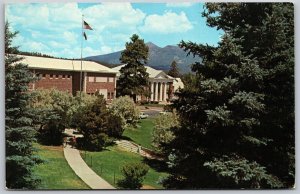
[64,145,115,189]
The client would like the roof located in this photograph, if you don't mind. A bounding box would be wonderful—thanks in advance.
[173,77,184,91]
[112,64,173,79]
[19,55,118,74]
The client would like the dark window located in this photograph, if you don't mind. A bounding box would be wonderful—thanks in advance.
[67,75,71,78]
[111,92,114,99]
[42,74,46,78]
[50,74,53,78]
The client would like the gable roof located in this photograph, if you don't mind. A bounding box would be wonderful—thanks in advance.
[18,55,118,74]
[112,64,173,79]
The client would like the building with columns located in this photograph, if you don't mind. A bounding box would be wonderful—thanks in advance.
[112,65,184,103]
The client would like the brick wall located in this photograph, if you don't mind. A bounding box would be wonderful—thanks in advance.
[31,69,73,93]
[85,72,116,101]
[30,69,117,101]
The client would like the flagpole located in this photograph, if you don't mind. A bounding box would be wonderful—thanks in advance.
[80,14,83,98]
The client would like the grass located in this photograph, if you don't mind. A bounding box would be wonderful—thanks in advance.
[81,146,168,189]
[123,118,155,150]
[33,143,90,189]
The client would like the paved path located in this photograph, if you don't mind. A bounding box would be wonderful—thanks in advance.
[64,145,115,189]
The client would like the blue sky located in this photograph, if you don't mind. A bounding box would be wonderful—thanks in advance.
[5,2,222,58]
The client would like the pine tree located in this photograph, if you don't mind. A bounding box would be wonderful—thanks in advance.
[117,34,149,102]
[5,22,41,189]
[168,60,180,78]
[162,3,294,189]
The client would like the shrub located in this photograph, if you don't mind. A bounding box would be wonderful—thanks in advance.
[117,162,149,189]
[152,113,179,154]
[29,89,74,145]
[109,96,140,128]
[74,96,121,151]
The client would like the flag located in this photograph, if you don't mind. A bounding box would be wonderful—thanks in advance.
[83,32,87,40]
[83,20,93,30]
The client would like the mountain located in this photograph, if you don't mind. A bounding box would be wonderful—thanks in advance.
[85,42,201,74]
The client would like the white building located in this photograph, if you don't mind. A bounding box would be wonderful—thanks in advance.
[112,65,184,103]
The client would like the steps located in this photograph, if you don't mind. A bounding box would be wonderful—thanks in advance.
[115,140,149,158]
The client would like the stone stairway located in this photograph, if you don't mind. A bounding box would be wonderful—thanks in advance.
[115,140,149,158]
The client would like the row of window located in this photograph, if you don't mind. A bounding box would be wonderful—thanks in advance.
[36,74,115,82]
[36,74,71,79]
[88,76,114,83]
[86,92,115,100]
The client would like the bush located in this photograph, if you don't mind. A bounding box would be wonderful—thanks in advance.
[152,113,179,154]
[70,92,97,128]
[29,89,74,145]
[117,162,149,189]
[109,96,140,128]
[106,114,124,138]
[74,96,122,151]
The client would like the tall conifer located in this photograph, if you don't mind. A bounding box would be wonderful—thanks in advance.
[117,34,149,102]
[163,3,294,189]
[5,22,41,189]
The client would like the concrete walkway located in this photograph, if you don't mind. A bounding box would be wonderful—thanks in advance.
[64,145,115,189]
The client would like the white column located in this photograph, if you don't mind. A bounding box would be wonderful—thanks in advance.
[155,82,158,102]
[159,82,163,102]
[150,82,154,101]
[164,82,167,102]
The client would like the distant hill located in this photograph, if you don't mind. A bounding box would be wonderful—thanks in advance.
[85,42,201,74]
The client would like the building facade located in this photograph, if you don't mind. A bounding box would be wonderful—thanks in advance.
[112,65,184,103]
[21,55,117,101]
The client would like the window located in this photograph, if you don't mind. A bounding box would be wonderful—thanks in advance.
[55,74,59,79]
[111,92,114,99]
[89,76,95,82]
[50,74,53,79]
[109,77,114,82]
[67,75,71,79]
[96,77,107,82]
[42,74,46,79]
[107,92,111,100]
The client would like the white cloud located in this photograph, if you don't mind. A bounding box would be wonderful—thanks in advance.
[63,31,78,45]
[166,3,194,7]
[6,3,195,58]
[140,11,193,34]
[83,3,145,33]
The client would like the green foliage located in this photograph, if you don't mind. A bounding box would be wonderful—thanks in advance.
[203,155,283,188]
[117,34,150,101]
[74,96,121,150]
[152,113,179,154]
[118,162,149,189]
[163,3,294,189]
[29,89,74,145]
[5,22,41,189]
[168,60,180,78]
[109,96,140,130]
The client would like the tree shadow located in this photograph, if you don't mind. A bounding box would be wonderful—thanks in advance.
[120,135,134,141]
[142,157,169,173]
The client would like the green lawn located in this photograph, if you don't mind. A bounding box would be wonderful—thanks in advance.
[33,143,90,189]
[81,146,168,189]
[123,118,155,150]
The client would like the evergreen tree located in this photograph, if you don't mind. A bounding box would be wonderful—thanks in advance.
[163,3,294,189]
[5,22,41,189]
[117,34,149,102]
[168,60,180,78]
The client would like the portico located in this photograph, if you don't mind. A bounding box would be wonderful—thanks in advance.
[112,65,174,103]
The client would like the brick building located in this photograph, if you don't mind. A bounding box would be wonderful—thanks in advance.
[21,55,118,101]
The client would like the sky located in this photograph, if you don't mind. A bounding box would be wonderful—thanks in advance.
[5,2,223,58]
